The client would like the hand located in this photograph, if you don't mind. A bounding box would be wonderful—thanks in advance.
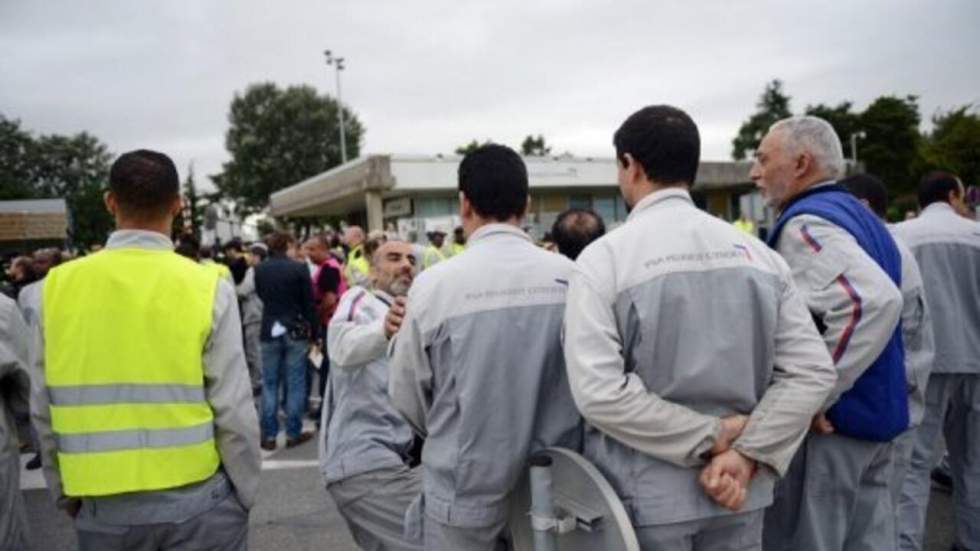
[700,449,757,511]
[811,413,834,434]
[710,414,748,456]
[65,499,81,519]
[385,297,408,339]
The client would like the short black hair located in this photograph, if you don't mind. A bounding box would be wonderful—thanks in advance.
[918,171,962,209]
[109,149,180,218]
[613,105,700,186]
[551,208,606,260]
[840,174,889,219]
[266,231,296,255]
[174,234,200,261]
[458,144,528,221]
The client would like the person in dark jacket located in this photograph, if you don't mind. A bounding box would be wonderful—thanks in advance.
[254,231,318,450]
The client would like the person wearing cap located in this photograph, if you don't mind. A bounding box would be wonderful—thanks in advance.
[564,105,836,550]
[422,230,447,270]
[892,171,980,551]
[237,242,268,395]
[388,144,582,550]
[30,149,260,550]
[753,117,906,551]
[319,239,422,551]
[0,294,31,550]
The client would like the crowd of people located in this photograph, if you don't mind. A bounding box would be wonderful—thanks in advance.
[0,106,977,551]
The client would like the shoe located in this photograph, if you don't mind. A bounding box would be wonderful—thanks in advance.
[260,440,276,451]
[26,453,41,470]
[286,432,314,448]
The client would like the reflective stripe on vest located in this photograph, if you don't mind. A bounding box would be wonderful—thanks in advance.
[44,248,221,497]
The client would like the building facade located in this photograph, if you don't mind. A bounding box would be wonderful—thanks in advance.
[269,155,764,241]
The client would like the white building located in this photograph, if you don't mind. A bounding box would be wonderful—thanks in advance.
[269,154,762,240]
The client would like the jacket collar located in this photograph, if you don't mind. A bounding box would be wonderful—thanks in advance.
[921,201,957,218]
[466,223,532,247]
[105,230,173,251]
[627,187,693,221]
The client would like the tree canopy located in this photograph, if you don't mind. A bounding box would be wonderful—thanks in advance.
[0,115,114,247]
[521,134,551,156]
[212,82,364,215]
[731,80,792,160]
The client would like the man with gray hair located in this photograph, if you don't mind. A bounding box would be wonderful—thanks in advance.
[319,239,422,551]
[752,116,906,551]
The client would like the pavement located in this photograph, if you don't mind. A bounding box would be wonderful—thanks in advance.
[17,423,957,551]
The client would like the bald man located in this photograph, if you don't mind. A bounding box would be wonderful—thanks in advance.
[319,240,422,551]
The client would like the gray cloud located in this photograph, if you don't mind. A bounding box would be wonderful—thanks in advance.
[2,0,977,192]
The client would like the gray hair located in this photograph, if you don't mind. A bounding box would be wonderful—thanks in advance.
[770,116,845,180]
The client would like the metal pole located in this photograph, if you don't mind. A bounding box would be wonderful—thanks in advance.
[529,455,559,551]
[336,59,347,164]
[850,132,858,163]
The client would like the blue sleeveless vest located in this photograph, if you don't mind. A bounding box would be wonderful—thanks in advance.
[768,184,908,442]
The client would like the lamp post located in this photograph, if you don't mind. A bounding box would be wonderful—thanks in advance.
[324,49,348,164]
[849,130,867,165]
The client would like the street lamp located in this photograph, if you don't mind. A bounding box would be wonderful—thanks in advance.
[849,130,867,165]
[324,49,348,164]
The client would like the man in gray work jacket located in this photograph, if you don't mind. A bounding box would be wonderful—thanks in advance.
[753,117,906,551]
[388,144,582,551]
[0,295,31,550]
[564,105,837,551]
[319,239,422,551]
[30,150,261,550]
[840,173,937,549]
[892,171,980,551]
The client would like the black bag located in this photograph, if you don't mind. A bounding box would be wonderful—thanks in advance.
[286,314,312,340]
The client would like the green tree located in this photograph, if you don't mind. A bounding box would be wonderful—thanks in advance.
[859,95,922,195]
[454,139,491,156]
[805,102,862,156]
[521,134,551,156]
[920,105,980,186]
[213,82,365,215]
[0,115,38,200]
[732,80,792,160]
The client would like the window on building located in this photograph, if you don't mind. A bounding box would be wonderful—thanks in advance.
[593,196,616,225]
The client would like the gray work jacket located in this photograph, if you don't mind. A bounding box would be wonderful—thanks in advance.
[892,202,980,375]
[236,266,263,326]
[30,230,261,523]
[388,223,582,528]
[319,286,415,484]
[0,295,31,549]
[564,188,837,527]
[890,233,935,427]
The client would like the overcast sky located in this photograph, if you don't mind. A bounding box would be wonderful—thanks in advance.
[2,1,978,191]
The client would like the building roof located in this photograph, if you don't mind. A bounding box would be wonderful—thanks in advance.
[269,154,754,218]
[0,199,68,242]
[0,198,68,214]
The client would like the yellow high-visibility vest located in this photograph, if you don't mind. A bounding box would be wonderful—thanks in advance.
[422,245,446,269]
[345,244,370,285]
[202,260,231,281]
[43,247,221,497]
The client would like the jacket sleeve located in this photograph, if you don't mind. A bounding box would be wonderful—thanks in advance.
[387,287,433,437]
[327,290,388,367]
[563,261,722,468]
[776,215,903,409]
[1,299,32,447]
[202,280,262,509]
[28,291,73,509]
[732,262,838,475]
